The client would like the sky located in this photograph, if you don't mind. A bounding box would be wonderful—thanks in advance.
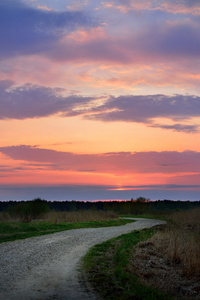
[0,0,200,201]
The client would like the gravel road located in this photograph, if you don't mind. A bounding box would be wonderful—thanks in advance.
[0,218,165,300]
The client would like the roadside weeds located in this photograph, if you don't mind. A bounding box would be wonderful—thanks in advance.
[82,209,200,300]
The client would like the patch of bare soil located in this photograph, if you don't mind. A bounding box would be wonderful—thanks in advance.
[128,225,200,299]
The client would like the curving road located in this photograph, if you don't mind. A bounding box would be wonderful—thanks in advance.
[0,218,165,300]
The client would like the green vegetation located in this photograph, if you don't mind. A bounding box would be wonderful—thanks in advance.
[0,218,135,243]
[82,227,171,300]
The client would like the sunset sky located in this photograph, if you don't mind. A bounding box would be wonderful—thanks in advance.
[0,0,200,201]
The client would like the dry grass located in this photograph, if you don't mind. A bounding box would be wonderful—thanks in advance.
[128,208,200,299]
[167,208,200,276]
[147,208,200,276]
[43,210,118,223]
[0,210,118,223]
[172,208,200,225]
[0,212,20,222]
[161,228,200,276]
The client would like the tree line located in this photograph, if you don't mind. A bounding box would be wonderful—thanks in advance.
[1,197,200,217]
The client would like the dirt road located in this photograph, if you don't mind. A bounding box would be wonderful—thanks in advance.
[0,218,165,300]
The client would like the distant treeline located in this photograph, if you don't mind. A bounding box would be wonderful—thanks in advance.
[1,198,200,215]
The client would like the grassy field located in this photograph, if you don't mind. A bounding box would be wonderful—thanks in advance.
[0,210,135,243]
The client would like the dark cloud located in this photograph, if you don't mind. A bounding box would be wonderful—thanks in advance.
[179,0,200,8]
[84,94,200,124]
[0,145,200,174]
[0,82,93,119]
[0,80,14,89]
[146,22,200,58]
[0,0,97,60]
[0,165,18,172]
[151,123,200,133]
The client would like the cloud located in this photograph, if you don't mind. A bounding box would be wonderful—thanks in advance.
[0,82,93,119]
[0,145,200,175]
[43,19,200,67]
[1,1,199,65]
[0,80,14,89]
[146,21,200,58]
[47,27,132,64]
[169,173,200,186]
[0,82,199,133]
[151,123,200,133]
[109,0,200,15]
[0,0,97,60]
[84,94,200,124]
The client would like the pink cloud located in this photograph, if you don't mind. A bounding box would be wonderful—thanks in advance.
[1,13,199,94]
[37,5,52,11]
[1,0,199,70]
[0,145,200,175]
[105,0,200,15]
[102,1,152,13]
[43,20,200,70]
[168,173,200,186]
[1,55,199,95]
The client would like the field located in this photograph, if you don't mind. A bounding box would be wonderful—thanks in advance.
[0,210,135,243]
[1,199,200,298]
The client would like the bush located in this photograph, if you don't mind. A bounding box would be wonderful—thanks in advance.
[8,198,50,222]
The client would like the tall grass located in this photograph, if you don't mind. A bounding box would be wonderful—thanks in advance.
[160,228,200,276]
[0,210,118,223]
[163,208,200,276]
[43,210,118,223]
[139,208,200,277]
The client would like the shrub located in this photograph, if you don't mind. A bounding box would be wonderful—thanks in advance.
[8,198,50,222]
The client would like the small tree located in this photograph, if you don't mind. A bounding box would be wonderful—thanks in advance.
[8,198,50,222]
[136,197,150,203]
